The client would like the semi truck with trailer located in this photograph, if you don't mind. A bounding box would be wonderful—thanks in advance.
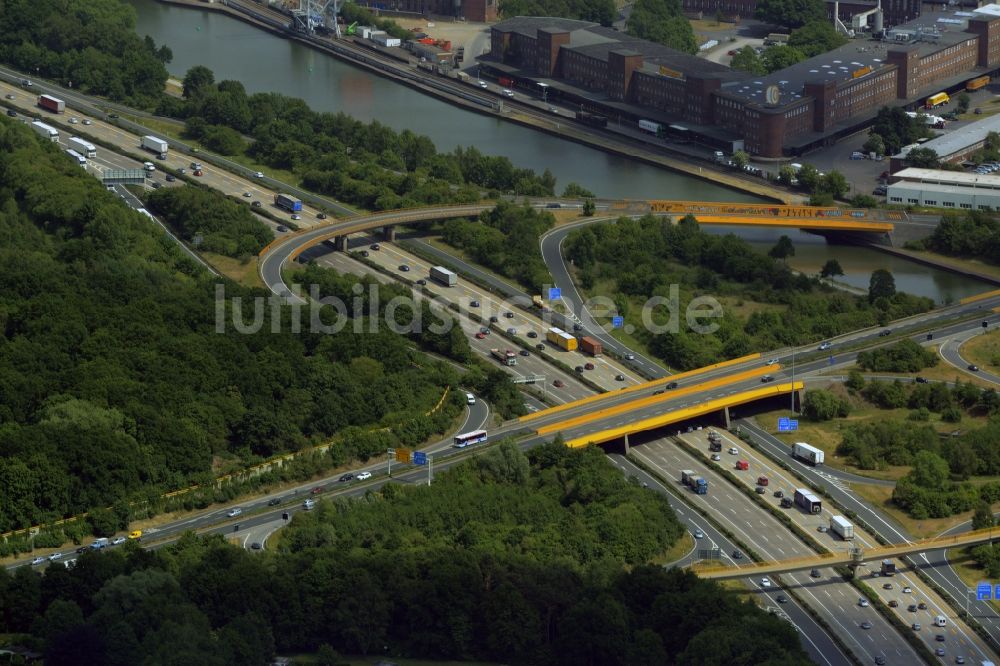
[792,442,824,465]
[794,488,822,514]
[37,94,65,113]
[688,475,707,494]
[881,559,896,576]
[65,149,86,167]
[429,266,457,287]
[140,135,169,157]
[681,470,696,485]
[274,193,303,213]
[579,336,602,357]
[708,431,723,451]
[68,137,97,158]
[546,327,578,351]
[30,121,59,142]
[830,516,854,540]
[490,348,517,366]
[638,119,662,135]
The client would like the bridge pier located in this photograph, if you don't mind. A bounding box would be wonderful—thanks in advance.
[845,546,865,578]
[623,433,630,456]
[383,226,396,241]
[333,235,348,252]
[723,407,731,429]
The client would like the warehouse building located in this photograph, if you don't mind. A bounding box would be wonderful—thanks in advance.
[891,112,1000,172]
[482,10,1000,157]
[679,0,920,29]
[887,167,1000,209]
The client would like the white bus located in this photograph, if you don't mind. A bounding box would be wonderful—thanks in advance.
[452,429,487,448]
[64,148,86,167]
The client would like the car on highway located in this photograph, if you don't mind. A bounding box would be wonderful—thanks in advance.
[875,657,886,665]
[810,569,821,578]
[936,634,946,642]
[5,109,15,117]
[653,389,665,395]
[915,376,928,383]
[666,381,679,389]
[536,343,546,351]
[479,327,490,335]
[584,362,594,370]
[277,225,289,233]
[317,213,327,219]
[693,529,704,538]
[755,486,766,494]
[883,582,893,589]
[527,331,538,338]
[82,119,92,125]
[69,116,78,124]
[773,490,784,498]
[291,214,301,220]
[765,358,778,365]
[908,604,918,612]
[504,311,515,318]
[575,366,584,373]
[817,525,828,533]
[935,648,945,657]
[553,379,564,388]
[506,327,517,335]
[520,350,530,356]
[732,550,742,559]
[879,329,892,337]
[489,315,499,322]
[760,375,774,383]
[760,577,771,588]
[615,374,625,381]
[151,182,161,189]
[502,88,514,97]
[475,332,486,339]
[267,498,281,506]
[728,447,738,455]
[711,453,721,461]
[227,508,242,517]
[165,174,175,182]
[356,471,372,481]
[398,264,410,272]
[31,556,46,566]
[548,106,559,114]
[918,601,927,609]
[193,170,203,177]
[470,300,480,308]
[624,353,635,360]
[902,586,912,593]
[861,621,872,630]
[48,552,63,561]
[912,623,921,631]
[968,364,980,371]
[776,594,788,603]
[3,93,13,99]
[370,243,380,250]
[339,473,354,482]
[477,80,488,88]
[128,530,142,540]
[254,171,264,178]
[889,599,899,607]
[111,536,127,546]
[243,191,252,197]
[956,656,965,663]
[416,278,426,285]
[819,341,832,350]
[310,486,323,494]
[251,542,262,550]
[857,598,869,607]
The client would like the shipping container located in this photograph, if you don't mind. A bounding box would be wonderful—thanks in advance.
[429,266,457,287]
[68,136,97,158]
[794,488,822,514]
[141,135,169,155]
[966,76,990,91]
[37,94,65,113]
[579,336,602,357]
[30,121,59,142]
[274,193,303,212]
[546,327,578,351]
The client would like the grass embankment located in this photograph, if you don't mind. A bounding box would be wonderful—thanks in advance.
[945,547,1000,613]
[961,329,1000,374]
[203,253,266,289]
[653,530,695,566]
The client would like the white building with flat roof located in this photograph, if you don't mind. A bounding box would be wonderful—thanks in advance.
[888,167,1000,210]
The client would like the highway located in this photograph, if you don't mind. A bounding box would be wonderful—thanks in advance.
[939,327,1000,384]
[631,434,919,665]
[682,429,994,663]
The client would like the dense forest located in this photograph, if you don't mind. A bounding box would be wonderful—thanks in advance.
[0,442,812,665]
[0,0,171,107]
[562,215,934,369]
[441,201,555,291]
[0,118,473,533]
[162,67,557,211]
[923,209,1000,265]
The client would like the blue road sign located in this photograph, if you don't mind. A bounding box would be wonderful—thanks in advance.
[977,582,992,600]
[413,451,427,466]
[548,287,561,300]
[778,417,789,431]
[612,316,624,329]
[995,583,1000,601]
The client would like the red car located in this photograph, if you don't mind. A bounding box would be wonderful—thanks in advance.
[193,169,203,177]
[475,332,486,339]
[584,362,595,370]
[310,486,323,495]
[553,379,565,388]
[727,49,738,56]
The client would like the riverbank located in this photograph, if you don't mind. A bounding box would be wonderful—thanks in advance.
[864,243,1000,289]
[154,0,792,204]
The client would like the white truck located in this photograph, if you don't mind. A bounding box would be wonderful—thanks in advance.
[792,442,824,465]
[141,135,168,158]
[430,266,457,287]
[30,121,59,142]
[830,515,854,540]
[68,136,97,158]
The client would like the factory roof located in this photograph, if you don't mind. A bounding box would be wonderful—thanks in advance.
[892,167,1000,189]
[893,114,1000,160]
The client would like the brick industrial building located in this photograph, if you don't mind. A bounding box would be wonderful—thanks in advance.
[481,9,1000,157]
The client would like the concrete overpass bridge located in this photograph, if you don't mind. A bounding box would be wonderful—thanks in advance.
[696,526,1000,580]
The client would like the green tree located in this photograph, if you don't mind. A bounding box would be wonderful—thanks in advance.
[788,20,848,56]
[730,46,766,74]
[973,502,996,530]
[732,150,750,169]
[768,235,795,261]
[582,199,596,216]
[868,269,897,302]
[802,389,849,420]
[755,0,825,28]
[871,106,930,154]
[777,165,796,185]
[957,92,971,114]
[763,45,807,72]
[845,369,865,391]
[863,134,886,156]
[820,259,844,278]
[905,147,941,169]
[182,65,216,99]
[911,450,950,489]
[627,0,698,53]
[819,170,850,198]
[796,164,821,192]
[563,182,596,198]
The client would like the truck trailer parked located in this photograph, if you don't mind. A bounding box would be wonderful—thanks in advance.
[546,327,578,351]
[37,94,65,113]
[830,515,854,539]
[579,336,602,357]
[67,136,97,158]
[429,266,457,287]
[794,488,822,514]
[140,135,168,157]
[490,348,517,366]
[30,121,59,142]
[792,442,824,465]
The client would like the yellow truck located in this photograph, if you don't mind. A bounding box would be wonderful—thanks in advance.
[546,327,578,351]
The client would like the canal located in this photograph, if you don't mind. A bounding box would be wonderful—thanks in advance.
[129,0,991,302]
